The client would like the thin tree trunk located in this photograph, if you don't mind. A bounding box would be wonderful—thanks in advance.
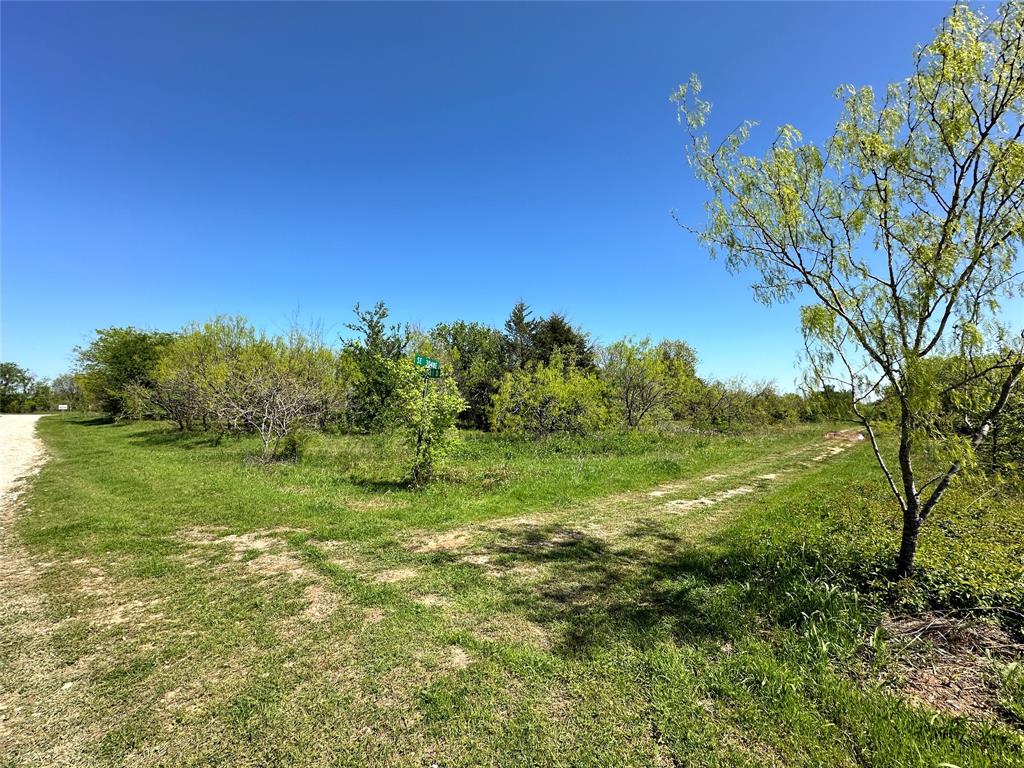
[896,503,921,578]
[895,400,921,578]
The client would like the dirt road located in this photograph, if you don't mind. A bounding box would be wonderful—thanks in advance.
[0,415,55,762]
[0,415,46,503]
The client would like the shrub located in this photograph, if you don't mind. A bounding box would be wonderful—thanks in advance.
[142,317,341,461]
[74,328,176,417]
[391,359,467,484]
[600,337,702,429]
[278,429,310,463]
[211,328,340,461]
[491,353,615,437]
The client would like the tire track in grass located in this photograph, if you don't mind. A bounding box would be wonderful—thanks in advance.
[401,431,864,589]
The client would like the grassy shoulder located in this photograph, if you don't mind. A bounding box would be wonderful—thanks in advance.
[4,414,1023,767]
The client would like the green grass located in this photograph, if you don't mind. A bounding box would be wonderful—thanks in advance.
[2,414,1023,767]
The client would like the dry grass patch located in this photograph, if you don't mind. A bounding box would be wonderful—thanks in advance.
[664,485,756,512]
[824,428,866,442]
[472,615,552,651]
[180,527,318,581]
[300,584,341,622]
[444,646,472,671]
[413,593,452,608]
[882,612,1024,721]
[343,495,409,513]
[411,529,475,553]
[375,567,419,584]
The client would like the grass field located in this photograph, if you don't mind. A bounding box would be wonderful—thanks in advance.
[3,415,1023,767]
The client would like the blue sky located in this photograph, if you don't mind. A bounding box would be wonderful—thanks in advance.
[2,1,953,385]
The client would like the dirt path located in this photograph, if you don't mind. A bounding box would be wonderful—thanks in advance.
[0,415,46,501]
[406,430,864,575]
[0,415,71,763]
[0,416,47,588]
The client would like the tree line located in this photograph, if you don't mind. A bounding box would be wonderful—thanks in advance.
[12,300,1022,482]
[0,363,78,414]
[6,301,873,471]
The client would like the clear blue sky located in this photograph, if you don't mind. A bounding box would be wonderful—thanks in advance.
[2,1,953,386]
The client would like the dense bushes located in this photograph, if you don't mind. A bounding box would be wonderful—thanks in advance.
[145,318,342,460]
[491,353,614,436]
[428,321,504,430]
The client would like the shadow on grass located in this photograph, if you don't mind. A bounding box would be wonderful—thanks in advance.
[458,517,862,659]
[346,476,415,493]
[71,415,115,427]
[456,518,1024,760]
[126,427,226,450]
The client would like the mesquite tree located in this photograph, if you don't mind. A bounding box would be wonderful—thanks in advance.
[677,1,1024,577]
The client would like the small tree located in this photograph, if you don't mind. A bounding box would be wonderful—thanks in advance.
[124,364,208,430]
[214,329,338,461]
[342,302,409,432]
[502,301,538,370]
[74,328,176,417]
[677,1,1024,577]
[392,360,467,485]
[601,337,672,429]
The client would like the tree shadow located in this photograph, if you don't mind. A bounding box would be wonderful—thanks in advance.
[127,428,225,450]
[462,517,856,659]
[346,476,415,493]
[71,415,115,427]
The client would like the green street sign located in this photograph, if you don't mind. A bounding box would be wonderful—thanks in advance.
[414,355,440,370]
[425,367,441,379]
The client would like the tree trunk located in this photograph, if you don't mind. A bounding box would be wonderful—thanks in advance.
[895,399,920,579]
[896,508,920,578]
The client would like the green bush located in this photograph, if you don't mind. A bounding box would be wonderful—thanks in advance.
[391,359,467,484]
[74,327,176,417]
[278,429,310,463]
[491,352,615,437]
[342,302,409,432]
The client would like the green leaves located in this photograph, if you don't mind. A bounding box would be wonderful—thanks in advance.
[491,352,614,437]
[391,359,467,485]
